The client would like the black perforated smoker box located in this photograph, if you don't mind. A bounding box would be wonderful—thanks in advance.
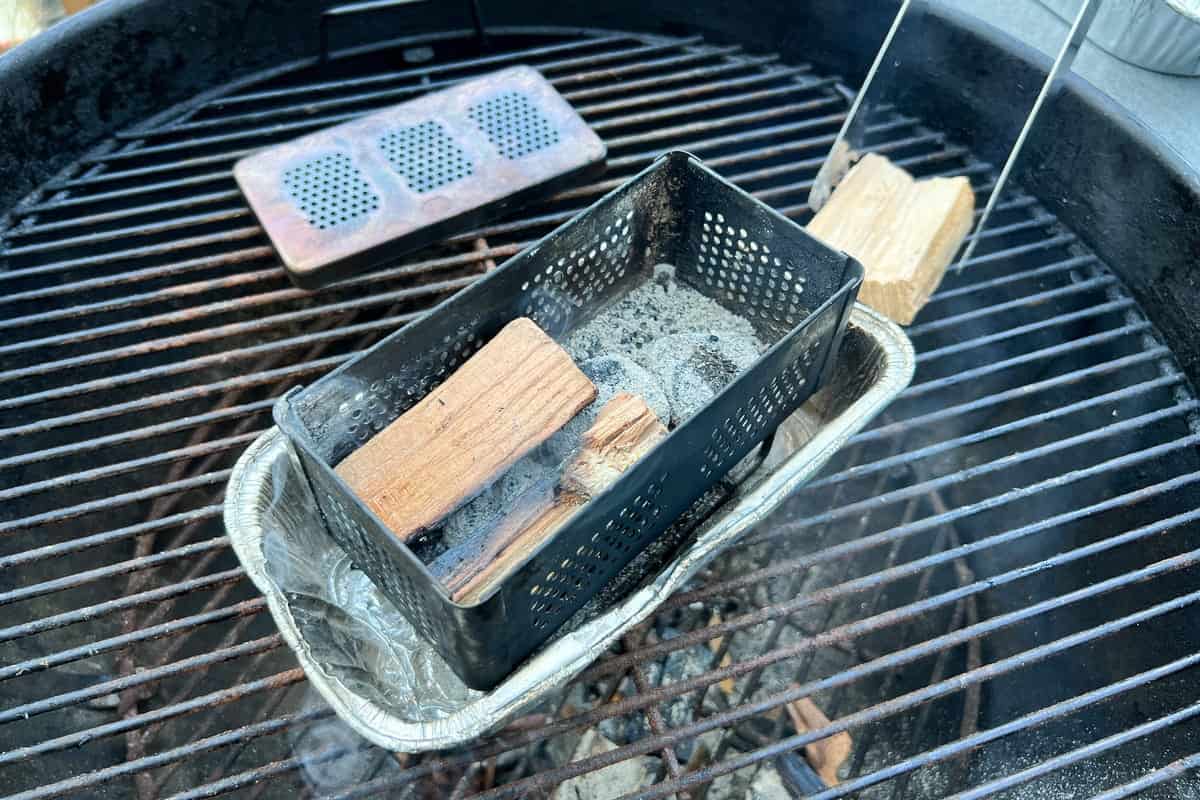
[233,65,606,288]
[274,152,863,689]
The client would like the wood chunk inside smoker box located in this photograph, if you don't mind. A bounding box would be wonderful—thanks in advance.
[336,272,770,605]
[447,392,668,604]
[334,317,597,544]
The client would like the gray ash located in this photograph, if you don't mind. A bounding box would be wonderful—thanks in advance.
[429,267,767,570]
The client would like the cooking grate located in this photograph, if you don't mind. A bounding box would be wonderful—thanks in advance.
[1,27,1199,800]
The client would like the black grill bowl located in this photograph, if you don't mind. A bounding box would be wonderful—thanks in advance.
[4,0,1200,796]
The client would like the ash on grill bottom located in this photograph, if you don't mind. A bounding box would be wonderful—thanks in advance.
[1,26,1199,800]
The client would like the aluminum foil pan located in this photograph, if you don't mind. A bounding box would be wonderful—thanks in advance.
[223,304,913,752]
[1039,0,1200,76]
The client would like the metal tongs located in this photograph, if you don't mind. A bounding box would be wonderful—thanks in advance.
[810,0,1103,270]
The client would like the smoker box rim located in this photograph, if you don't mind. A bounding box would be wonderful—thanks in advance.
[272,149,862,611]
[232,64,608,287]
[225,303,914,752]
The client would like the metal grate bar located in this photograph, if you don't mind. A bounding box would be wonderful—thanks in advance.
[123,41,751,140]
[0,669,307,766]
[0,635,280,726]
[28,170,235,213]
[340,546,1200,799]
[852,346,1173,445]
[0,402,273,471]
[757,430,1200,551]
[949,700,1200,800]
[1088,752,1200,800]
[0,568,246,643]
[664,468,1200,619]
[4,190,244,240]
[797,653,1200,798]
[580,461,1200,680]
[86,70,814,168]
[0,268,475,364]
[0,506,222,569]
[916,297,1130,363]
[0,227,264,285]
[1,209,252,258]
[0,598,267,682]
[4,708,332,800]
[0,537,231,607]
[197,35,692,112]
[0,246,275,310]
[574,577,1200,800]
[899,323,1151,399]
[805,374,1185,491]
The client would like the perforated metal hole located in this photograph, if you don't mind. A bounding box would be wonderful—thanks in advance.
[319,490,439,644]
[518,209,635,331]
[377,121,474,193]
[468,91,560,159]
[695,210,809,327]
[528,479,665,629]
[335,332,485,447]
[282,152,379,230]
[699,338,820,480]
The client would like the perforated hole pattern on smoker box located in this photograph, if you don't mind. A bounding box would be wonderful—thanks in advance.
[282,151,380,230]
[468,91,561,160]
[377,121,474,193]
[334,330,486,450]
[516,209,636,333]
[694,209,809,330]
[318,486,443,644]
[525,478,667,628]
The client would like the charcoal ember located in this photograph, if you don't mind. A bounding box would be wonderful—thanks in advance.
[746,764,792,800]
[641,331,764,426]
[706,770,754,800]
[657,642,716,728]
[618,639,725,762]
[564,264,762,369]
[597,712,650,747]
[596,634,714,753]
[729,622,853,706]
[551,729,659,800]
[542,681,592,767]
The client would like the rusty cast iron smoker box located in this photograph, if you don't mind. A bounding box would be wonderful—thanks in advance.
[273,152,863,689]
[234,65,607,288]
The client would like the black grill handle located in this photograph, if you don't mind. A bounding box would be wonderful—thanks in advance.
[319,0,487,63]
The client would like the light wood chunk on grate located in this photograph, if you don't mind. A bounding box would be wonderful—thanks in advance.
[807,152,975,325]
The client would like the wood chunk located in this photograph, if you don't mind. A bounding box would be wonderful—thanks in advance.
[450,392,667,604]
[785,693,853,786]
[806,152,975,325]
[335,317,596,542]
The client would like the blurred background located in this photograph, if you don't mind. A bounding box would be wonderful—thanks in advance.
[0,0,97,53]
